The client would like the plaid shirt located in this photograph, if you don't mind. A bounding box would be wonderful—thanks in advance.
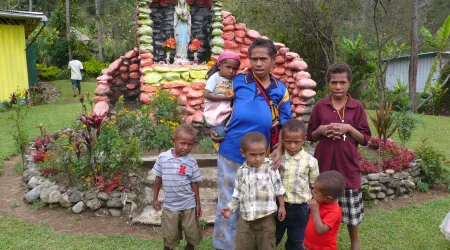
[279,149,319,204]
[227,158,285,221]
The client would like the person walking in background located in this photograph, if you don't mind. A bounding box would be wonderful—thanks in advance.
[68,54,83,97]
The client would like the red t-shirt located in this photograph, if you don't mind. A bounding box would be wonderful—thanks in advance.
[304,202,342,250]
[306,94,372,189]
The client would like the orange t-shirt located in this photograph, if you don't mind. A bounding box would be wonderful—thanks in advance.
[304,202,342,250]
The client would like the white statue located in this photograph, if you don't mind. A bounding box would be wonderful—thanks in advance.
[173,0,191,63]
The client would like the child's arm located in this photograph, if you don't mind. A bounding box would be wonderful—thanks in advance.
[153,176,162,211]
[191,182,201,219]
[276,195,286,221]
[307,199,331,235]
[222,169,242,218]
[204,89,234,102]
[272,169,286,221]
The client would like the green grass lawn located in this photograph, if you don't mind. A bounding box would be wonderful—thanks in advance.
[0,80,97,171]
[366,111,450,159]
[1,196,449,249]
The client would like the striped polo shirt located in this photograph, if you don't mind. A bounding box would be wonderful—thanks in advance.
[152,149,201,211]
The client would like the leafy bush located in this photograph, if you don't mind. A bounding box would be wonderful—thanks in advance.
[387,79,411,111]
[415,138,450,189]
[370,102,398,145]
[199,138,217,154]
[37,64,62,81]
[393,108,421,147]
[55,68,71,80]
[83,57,110,78]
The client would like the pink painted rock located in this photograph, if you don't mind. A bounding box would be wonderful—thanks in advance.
[235,30,246,38]
[261,36,269,40]
[121,73,129,81]
[126,83,138,90]
[223,24,235,31]
[222,11,231,17]
[140,52,153,60]
[120,66,128,73]
[140,93,152,105]
[211,54,219,61]
[96,74,112,82]
[107,58,123,74]
[223,14,236,25]
[179,95,187,106]
[169,88,183,96]
[191,81,206,90]
[291,97,304,105]
[295,105,307,115]
[93,96,109,104]
[224,40,239,50]
[246,29,260,39]
[141,85,158,93]
[185,105,196,115]
[113,77,124,86]
[188,97,204,106]
[97,80,109,85]
[244,37,253,45]
[235,23,246,30]
[274,43,285,50]
[272,66,285,76]
[93,101,109,116]
[129,72,140,79]
[192,110,204,123]
[288,59,308,71]
[279,47,290,55]
[297,78,317,89]
[141,58,153,67]
[285,69,293,77]
[125,50,137,59]
[240,46,249,55]
[285,52,300,61]
[235,36,244,44]
[222,31,235,41]
[287,77,295,84]
[294,71,311,80]
[95,85,110,95]
[300,89,316,98]
[129,64,139,72]
[275,55,285,64]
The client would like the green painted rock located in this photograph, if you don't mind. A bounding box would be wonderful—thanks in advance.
[139,7,152,14]
[153,66,170,73]
[211,37,224,47]
[170,67,189,73]
[190,70,207,80]
[142,67,154,74]
[211,46,224,55]
[144,72,162,84]
[139,35,153,44]
[138,19,153,26]
[137,25,153,35]
[138,13,149,19]
[214,17,223,22]
[164,72,181,81]
[139,44,153,53]
[212,28,223,36]
[212,22,224,29]
[181,72,190,81]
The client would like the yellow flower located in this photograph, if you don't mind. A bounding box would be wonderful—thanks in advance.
[159,120,165,123]
[82,125,87,129]
[119,95,124,100]
[17,91,22,95]
[81,176,85,179]
[88,111,92,115]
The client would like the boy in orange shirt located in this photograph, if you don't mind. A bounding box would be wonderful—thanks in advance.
[303,171,345,250]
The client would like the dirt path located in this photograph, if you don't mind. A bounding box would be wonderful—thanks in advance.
[0,156,448,238]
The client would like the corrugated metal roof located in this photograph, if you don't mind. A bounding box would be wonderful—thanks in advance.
[383,51,450,62]
[0,9,47,21]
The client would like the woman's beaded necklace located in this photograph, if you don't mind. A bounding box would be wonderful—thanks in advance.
[331,96,348,123]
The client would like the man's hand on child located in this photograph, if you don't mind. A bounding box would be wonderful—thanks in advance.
[307,199,319,212]
[221,207,232,219]
[210,129,225,143]
[270,146,282,169]
[277,206,286,221]
[152,200,161,211]
[196,204,202,219]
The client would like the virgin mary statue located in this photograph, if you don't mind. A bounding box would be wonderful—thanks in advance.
[174,0,191,62]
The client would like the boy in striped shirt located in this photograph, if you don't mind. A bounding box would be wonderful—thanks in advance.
[152,124,202,250]
[276,119,319,250]
[221,132,286,250]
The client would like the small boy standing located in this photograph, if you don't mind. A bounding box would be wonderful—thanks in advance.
[276,119,319,250]
[221,132,286,250]
[152,124,202,250]
[303,171,345,250]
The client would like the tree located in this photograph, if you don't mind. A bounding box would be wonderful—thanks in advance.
[409,0,419,111]
[95,0,104,62]
[65,0,72,61]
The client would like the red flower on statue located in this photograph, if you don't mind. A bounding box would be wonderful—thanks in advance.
[188,38,202,52]
[163,37,176,52]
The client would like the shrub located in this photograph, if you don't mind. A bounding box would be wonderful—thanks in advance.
[393,108,421,147]
[83,57,110,78]
[199,137,217,154]
[55,68,71,80]
[415,138,450,189]
[37,64,62,81]
[387,79,411,111]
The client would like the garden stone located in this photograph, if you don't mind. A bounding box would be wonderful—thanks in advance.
[362,185,368,190]
[66,187,78,196]
[386,189,395,195]
[72,201,85,214]
[95,208,111,217]
[388,180,401,188]
[411,170,421,177]
[49,203,60,209]
[22,168,41,183]
[110,192,122,199]
[87,198,102,211]
[369,186,382,192]
[59,193,71,208]
[48,190,62,203]
[367,173,380,181]
[23,181,54,204]
[107,198,123,208]
[376,192,386,199]
[40,185,60,203]
[399,187,407,194]
[109,209,122,217]
[25,161,37,170]
[27,176,44,189]
[404,180,415,189]
[84,191,98,201]
[69,191,83,203]
[378,184,387,192]
[385,169,395,175]
[379,176,390,183]
[365,192,377,200]
[97,192,109,201]
[361,177,368,185]
[126,192,138,203]
[368,181,380,186]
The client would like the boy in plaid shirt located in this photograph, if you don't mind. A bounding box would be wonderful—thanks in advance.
[276,119,319,250]
[221,132,286,250]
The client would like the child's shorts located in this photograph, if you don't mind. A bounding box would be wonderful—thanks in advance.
[235,214,276,250]
[71,79,81,87]
[161,207,202,249]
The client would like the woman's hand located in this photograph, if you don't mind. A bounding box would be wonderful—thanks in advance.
[210,129,225,143]
[270,145,282,170]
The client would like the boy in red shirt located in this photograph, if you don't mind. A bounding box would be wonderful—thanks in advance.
[303,171,345,250]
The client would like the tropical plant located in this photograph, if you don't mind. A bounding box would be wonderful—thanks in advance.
[9,90,30,170]
[370,103,398,145]
[415,138,450,190]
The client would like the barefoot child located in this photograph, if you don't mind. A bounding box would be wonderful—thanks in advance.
[276,119,319,250]
[221,132,286,250]
[203,50,241,137]
[303,171,345,250]
[152,124,202,250]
